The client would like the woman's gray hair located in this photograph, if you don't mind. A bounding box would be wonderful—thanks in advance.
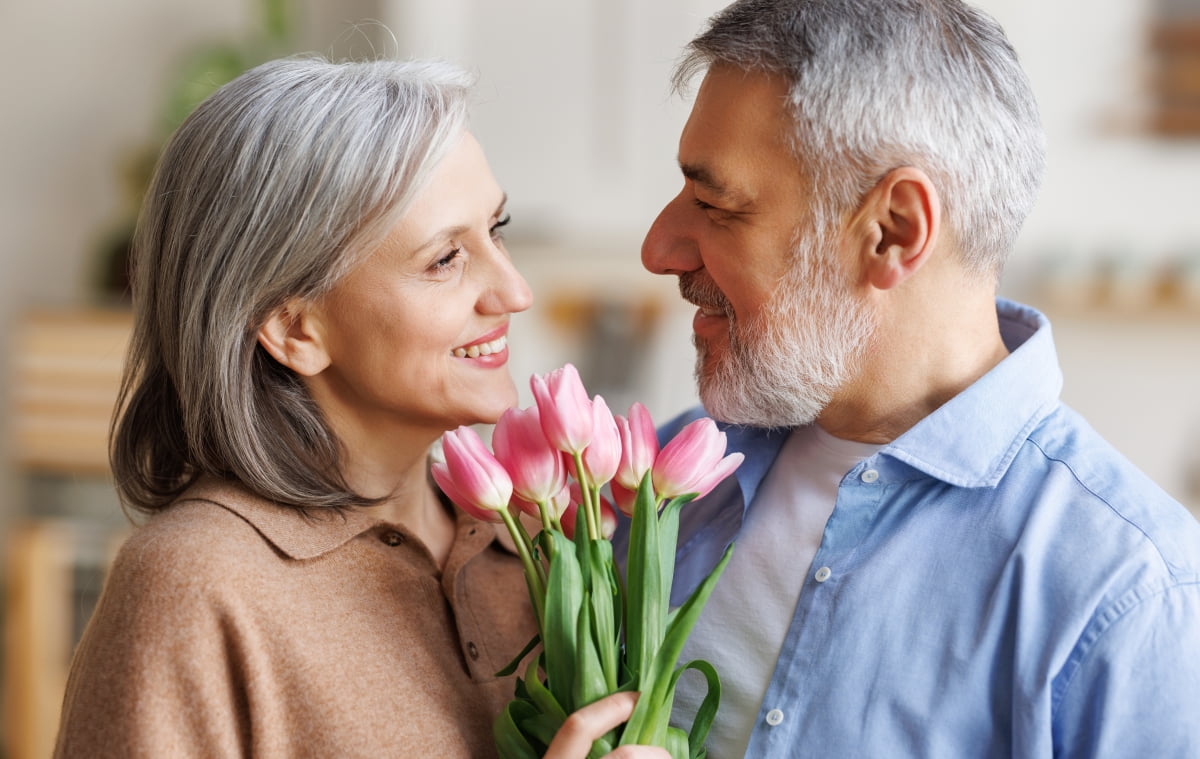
[112,55,475,515]
[675,0,1046,279]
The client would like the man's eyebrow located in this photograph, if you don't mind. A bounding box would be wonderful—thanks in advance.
[680,162,750,207]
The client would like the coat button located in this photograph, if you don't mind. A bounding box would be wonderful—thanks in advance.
[380,530,404,546]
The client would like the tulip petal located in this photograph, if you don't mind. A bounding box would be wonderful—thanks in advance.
[652,418,739,499]
[432,460,503,523]
[439,426,513,513]
[615,402,659,491]
[581,395,621,486]
[531,364,594,454]
[493,406,567,505]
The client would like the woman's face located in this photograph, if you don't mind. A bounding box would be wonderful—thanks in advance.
[305,132,533,444]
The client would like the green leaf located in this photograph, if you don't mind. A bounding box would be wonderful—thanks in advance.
[495,632,541,677]
[523,653,568,725]
[668,660,721,759]
[586,539,620,692]
[621,543,735,747]
[493,700,540,759]
[657,495,695,609]
[623,471,664,687]
[520,712,565,750]
[666,726,691,759]
[543,531,583,712]
[573,592,609,709]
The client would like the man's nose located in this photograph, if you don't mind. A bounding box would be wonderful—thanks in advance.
[641,191,702,277]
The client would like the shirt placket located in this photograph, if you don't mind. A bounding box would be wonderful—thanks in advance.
[744,461,887,756]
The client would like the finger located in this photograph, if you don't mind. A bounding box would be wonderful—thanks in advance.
[544,691,638,759]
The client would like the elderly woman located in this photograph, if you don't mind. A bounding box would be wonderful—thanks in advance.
[53,57,661,759]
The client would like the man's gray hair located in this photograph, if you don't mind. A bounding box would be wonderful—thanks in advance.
[675,0,1046,279]
[112,56,474,514]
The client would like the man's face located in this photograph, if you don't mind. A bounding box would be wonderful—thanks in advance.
[641,65,876,427]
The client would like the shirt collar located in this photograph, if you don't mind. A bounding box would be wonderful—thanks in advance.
[882,298,1062,487]
[175,477,505,560]
[718,298,1062,493]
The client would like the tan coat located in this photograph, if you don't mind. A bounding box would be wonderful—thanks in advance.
[54,478,537,758]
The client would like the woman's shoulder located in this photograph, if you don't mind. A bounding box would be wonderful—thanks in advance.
[110,483,278,595]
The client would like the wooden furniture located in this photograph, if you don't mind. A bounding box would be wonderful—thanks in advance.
[4,309,132,759]
[1149,17,1200,136]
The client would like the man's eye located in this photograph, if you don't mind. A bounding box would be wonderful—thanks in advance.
[693,198,717,211]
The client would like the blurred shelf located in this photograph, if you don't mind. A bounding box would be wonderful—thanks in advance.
[11,309,132,475]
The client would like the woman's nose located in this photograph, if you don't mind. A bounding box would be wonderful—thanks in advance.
[479,242,533,315]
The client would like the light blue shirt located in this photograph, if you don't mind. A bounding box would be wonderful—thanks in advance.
[621,299,1200,757]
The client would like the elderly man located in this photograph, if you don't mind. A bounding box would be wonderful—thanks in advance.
[636,0,1200,756]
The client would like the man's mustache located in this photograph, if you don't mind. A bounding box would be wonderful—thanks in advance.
[678,271,732,316]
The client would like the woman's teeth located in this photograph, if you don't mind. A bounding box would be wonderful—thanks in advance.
[453,335,507,358]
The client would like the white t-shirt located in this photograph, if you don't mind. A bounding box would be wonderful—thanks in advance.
[671,424,880,758]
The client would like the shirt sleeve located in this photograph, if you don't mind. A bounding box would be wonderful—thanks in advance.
[53,533,250,758]
[1052,580,1200,757]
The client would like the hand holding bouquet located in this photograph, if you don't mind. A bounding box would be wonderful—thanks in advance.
[433,364,742,759]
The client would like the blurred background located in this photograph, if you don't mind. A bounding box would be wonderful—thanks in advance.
[1,0,1198,755]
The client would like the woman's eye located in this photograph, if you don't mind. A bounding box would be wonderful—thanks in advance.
[693,198,717,211]
[490,213,512,240]
[432,248,461,270]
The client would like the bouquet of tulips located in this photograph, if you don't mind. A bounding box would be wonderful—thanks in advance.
[432,364,743,759]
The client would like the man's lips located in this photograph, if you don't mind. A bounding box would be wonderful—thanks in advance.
[692,306,729,339]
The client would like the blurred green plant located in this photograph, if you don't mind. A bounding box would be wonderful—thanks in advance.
[96,0,298,301]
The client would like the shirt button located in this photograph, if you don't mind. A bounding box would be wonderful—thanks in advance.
[467,642,480,660]
[814,566,832,583]
[765,708,784,726]
[380,530,405,546]
[861,468,879,483]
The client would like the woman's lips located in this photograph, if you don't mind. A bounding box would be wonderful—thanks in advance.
[452,325,510,366]
[452,334,508,359]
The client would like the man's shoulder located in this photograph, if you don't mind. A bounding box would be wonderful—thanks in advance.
[1020,402,1200,577]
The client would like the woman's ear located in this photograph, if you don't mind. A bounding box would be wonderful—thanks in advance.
[256,300,331,377]
[854,166,941,291]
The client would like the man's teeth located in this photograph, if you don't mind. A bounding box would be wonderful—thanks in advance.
[453,335,507,358]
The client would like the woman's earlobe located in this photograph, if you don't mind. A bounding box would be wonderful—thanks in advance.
[256,302,331,376]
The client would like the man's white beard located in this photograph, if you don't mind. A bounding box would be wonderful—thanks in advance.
[684,230,877,428]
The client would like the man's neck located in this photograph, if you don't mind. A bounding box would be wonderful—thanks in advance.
[817,286,1006,445]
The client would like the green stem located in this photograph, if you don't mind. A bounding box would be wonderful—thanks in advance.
[500,509,546,623]
[572,452,601,541]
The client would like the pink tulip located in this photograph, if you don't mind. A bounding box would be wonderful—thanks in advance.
[531,364,593,454]
[609,480,637,518]
[561,482,618,540]
[579,395,620,486]
[512,484,571,523]
[652,417,745,500]
[492,406,567,506]
[433,463,502,523]
[432,426,513,521]
[614,402,659,492]
[597,496,618,539]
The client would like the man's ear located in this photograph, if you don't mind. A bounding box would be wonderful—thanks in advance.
[256,300,331,377]
[853,166,941,291]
